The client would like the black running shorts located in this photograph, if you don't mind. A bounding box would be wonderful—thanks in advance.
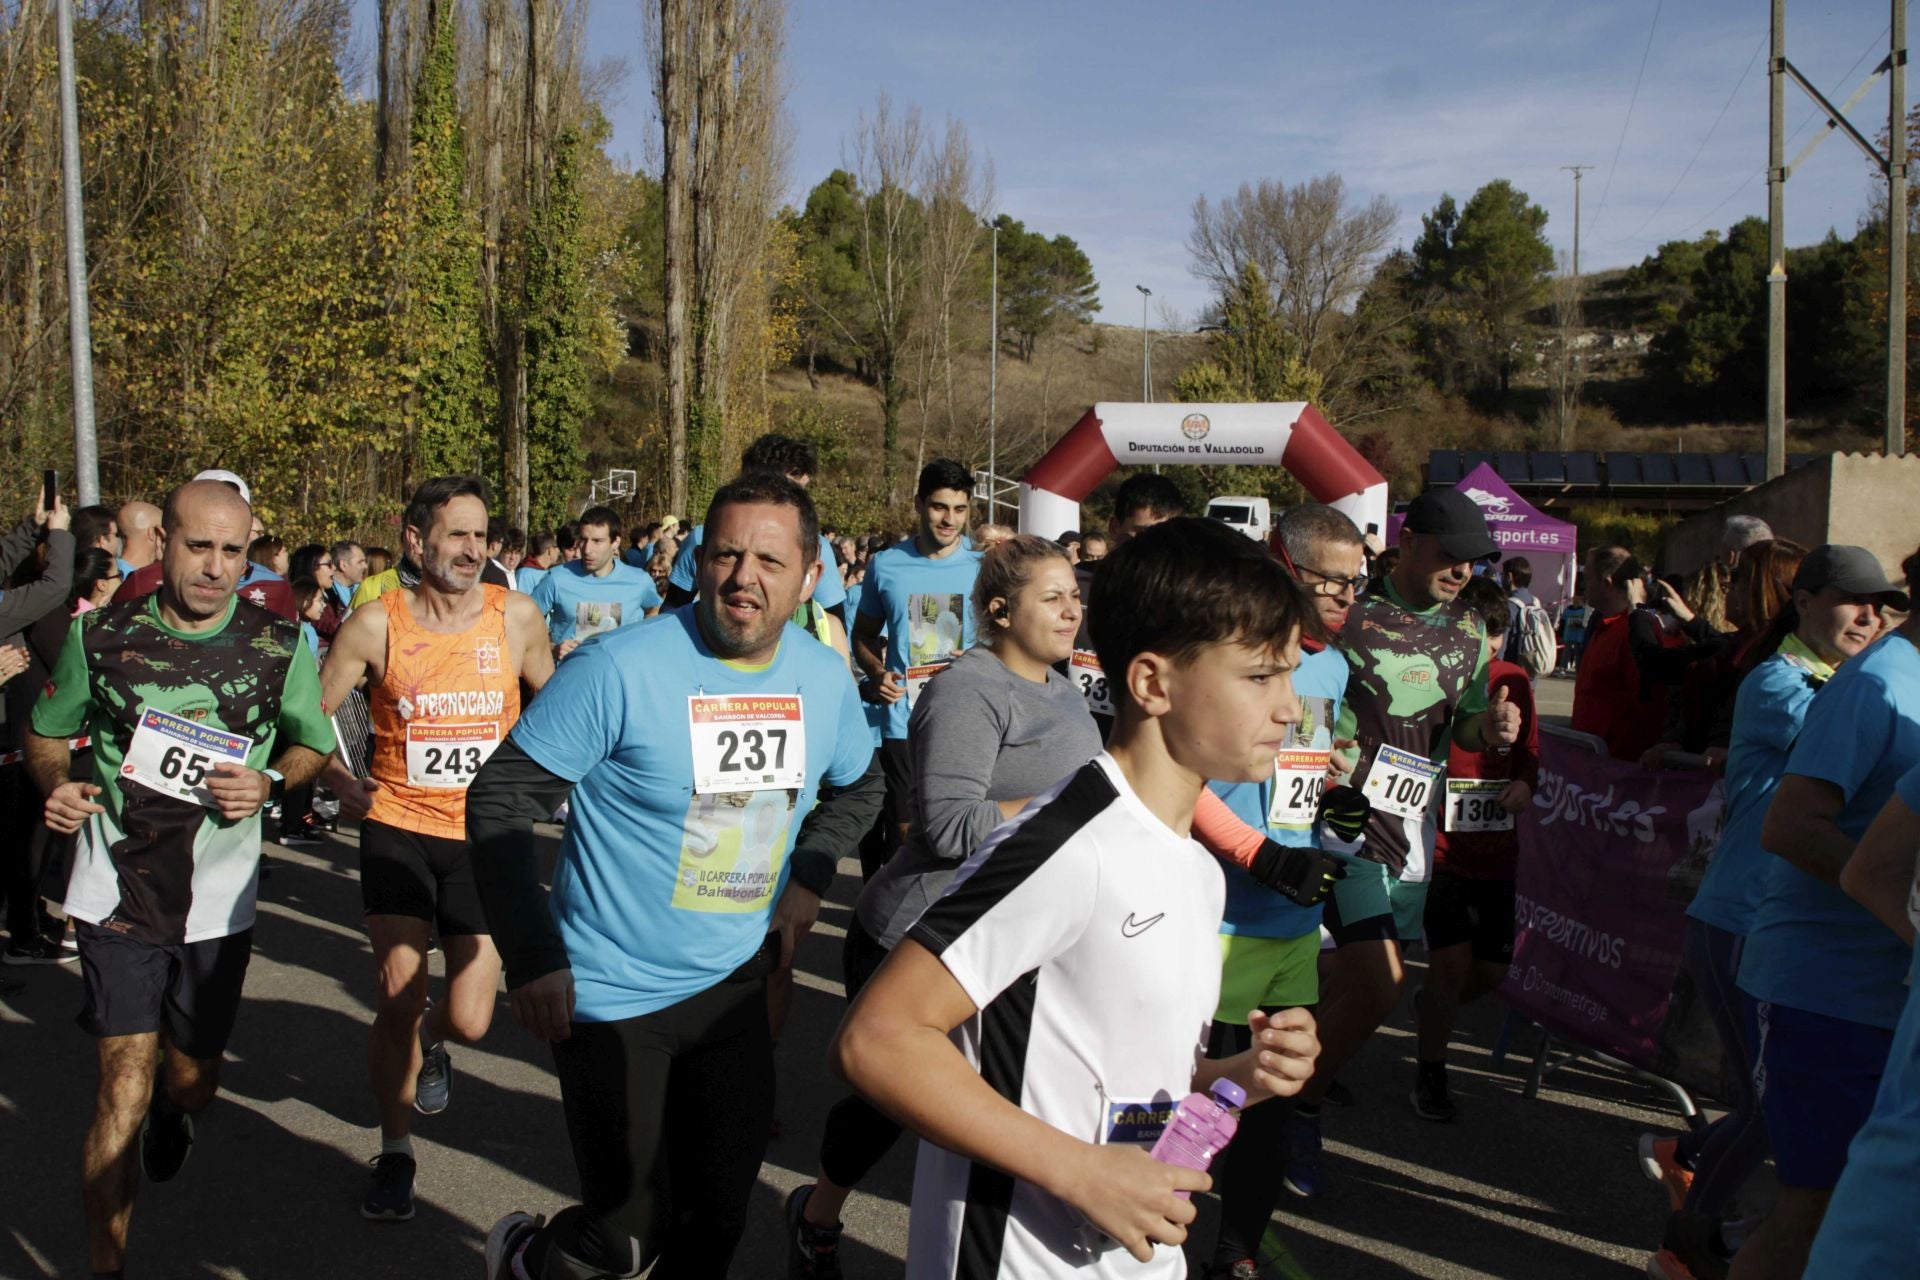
[75,920,253,1059]
[1422,870,1517,964]
[359,818,490,937]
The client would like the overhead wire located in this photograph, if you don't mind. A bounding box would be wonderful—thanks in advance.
[1613,28,1768,244]
[1589,0,1667,238]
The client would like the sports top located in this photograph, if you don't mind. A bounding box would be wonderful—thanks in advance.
[367,584,522,840]
[856,537,983,740]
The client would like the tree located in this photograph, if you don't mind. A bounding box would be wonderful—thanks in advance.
[993,215,1098,360]
[1546,261,1584,449]
[522,129,591,530]
[1410,179,1554,397]
[1171,264,1323,406]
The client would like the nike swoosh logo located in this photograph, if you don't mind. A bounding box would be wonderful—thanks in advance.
[1120,912,1165,938]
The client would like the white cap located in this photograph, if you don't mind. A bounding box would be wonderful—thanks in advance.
[192,469,252,503]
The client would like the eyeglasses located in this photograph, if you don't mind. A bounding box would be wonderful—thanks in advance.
[317,560,334,569]
[1296,564,1369,598]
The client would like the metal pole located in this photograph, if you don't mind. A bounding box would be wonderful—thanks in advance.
[56,0,100,505]
[1889,0,1908,455]
[987,222,999,519]
[1136,285,1152,402]
[1767,0,1788,479]
[1561,166,1591,275]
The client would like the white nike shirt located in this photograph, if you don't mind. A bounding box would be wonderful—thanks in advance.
[902,754,1227,1279]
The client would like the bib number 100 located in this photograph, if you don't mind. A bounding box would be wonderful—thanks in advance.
[718,728,787,774]
[1382,774,1430,810]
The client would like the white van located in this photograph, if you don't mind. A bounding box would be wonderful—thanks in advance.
[1205,495,1271,543]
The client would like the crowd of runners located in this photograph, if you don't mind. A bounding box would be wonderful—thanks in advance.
[0,439,1915,1280]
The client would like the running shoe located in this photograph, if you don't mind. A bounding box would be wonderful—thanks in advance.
[278,814,325,846]
[360,1152,417,1221]
[1282,1110,1324,1198]
[415,1042,452,1115]
[485,1210,541,1280]
[140,1104,194,1183]
[785,1184,844,1280]
[1411,1064,1458,1123]
[1637,1133,1694,1212]
[3,935,76,965]
[1321,1079,1356,1108]
[1202,1260,1261,1279]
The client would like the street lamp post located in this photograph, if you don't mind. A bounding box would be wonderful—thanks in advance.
[56,0,100,504]
[1135,284,1152,403]
[986,219,999,521]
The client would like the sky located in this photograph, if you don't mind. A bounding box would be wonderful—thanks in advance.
[350,0,1911,324]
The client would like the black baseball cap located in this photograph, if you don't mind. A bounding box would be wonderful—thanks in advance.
[1793,545,1911,612]
[1402,488,1499,563]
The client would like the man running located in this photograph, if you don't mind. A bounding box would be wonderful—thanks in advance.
[26,478,335,1279]
[1285,486,1521,1196]
[319,476,554,1221]
[529,505,660,660]
[1067,473,1186,735]
[469,472,882,1279]
[853,458,982,850]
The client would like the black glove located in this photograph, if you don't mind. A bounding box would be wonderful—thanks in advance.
[1248,839,1346,907]
[1317,783,1371,844]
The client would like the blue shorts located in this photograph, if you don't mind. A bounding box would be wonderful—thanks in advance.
[1747,994,1896,1190]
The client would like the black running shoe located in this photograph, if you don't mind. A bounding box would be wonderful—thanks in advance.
[1411,1064,1457,1123]
[1204,1260,1261,1279]
[415,1041,451,1115]
[140,1104,194,1182]
[786,1184,844,1280]
[361,1152,417,1221]
[4,935,76,965]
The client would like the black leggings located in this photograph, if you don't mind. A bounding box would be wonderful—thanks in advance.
[1206,1004,1313,1267]
[816,918,900,1190]
[522,950,775,1280]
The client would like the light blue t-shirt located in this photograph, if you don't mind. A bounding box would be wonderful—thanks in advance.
[1688,642,1830,936]
[1803,761,1920,1278]
[1739,633,1920,1029]
[1213,645,1348,940]
[509,609,874,1021]
[530,560,663,646]
[668,524,847,612]
[515,564,550,594]
[856,538,983,740]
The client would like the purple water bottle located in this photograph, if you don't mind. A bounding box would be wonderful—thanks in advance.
[1149,1078,1246,1197]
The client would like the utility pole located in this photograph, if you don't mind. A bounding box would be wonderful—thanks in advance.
[1136,285,1152,401]
[1560,165,1593,275]
[986,219,1000,520]
[56,0,100,505]
[1887,0,1907,456]
[1768,0,1787,479]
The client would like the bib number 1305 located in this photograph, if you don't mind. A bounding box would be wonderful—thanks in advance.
[689,694,808,794]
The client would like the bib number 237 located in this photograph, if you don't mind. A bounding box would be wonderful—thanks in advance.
[689,694,808,794]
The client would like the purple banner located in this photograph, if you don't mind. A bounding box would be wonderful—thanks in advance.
[1503,734,1724,1073]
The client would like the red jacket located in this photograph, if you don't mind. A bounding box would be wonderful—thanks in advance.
[1434,658,1540,880]
[1571,609,1668,761]
[115,560,297,621]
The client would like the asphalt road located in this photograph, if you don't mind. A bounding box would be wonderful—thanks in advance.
[2,683,1704,1280]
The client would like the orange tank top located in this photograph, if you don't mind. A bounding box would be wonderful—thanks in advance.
[367,584,522,839]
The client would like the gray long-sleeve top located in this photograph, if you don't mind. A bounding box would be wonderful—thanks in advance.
[0,520,73,737]
[856,645,1102,949]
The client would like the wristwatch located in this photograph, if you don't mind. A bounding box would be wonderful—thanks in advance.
[262,767,286,802]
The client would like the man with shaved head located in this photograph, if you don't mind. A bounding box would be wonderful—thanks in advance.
[27,478,336,1279]
[115,500,163,577]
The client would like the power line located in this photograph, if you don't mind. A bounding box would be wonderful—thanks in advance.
[1590,0,1666,237]
[1614,28,1767,244]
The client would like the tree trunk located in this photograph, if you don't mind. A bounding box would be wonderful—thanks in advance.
[375,0,393,184]
[660,0,690,517]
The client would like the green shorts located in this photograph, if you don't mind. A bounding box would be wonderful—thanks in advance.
[1326,856,1429,947]
[1214,930,1321,1024]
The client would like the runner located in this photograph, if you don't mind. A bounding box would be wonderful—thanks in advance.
[468,472,883,1279]
[529,505,660,660]
[516,532,559,593]
[787,534,1102,1278]
[1414,574,1537,1123]
[1284,486,1521,1197]
[1068,473,1186,737]
[1199,503,1362,1280]
[852,458,982,850]
[317,476,555,1222]
[663,434,849,628]
[25,478,335,1279]
[115,472,297,620]
[1731,546,1918,1280]
[832,517,1322,1278]
[1803,759,1920,1276]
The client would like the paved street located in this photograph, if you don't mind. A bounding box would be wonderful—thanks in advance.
[1,764,1699,1280]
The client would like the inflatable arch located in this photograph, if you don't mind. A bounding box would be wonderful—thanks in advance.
[1016,402,1389,543]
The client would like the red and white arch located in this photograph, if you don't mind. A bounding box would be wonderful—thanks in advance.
[1016,402,1388,540]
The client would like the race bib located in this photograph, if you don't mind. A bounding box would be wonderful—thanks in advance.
[120,707,253,807]
[1070,650,1114,717]
[905,660,953,709]
[1444,779,1514,833]
[673,788,797,913]
[405,721,501,789]
[574,600,622,640]
[689,694,807,794]
[1363,744,1442,821]
[1267,748,1332,828]
[1104,1098,1175,1148]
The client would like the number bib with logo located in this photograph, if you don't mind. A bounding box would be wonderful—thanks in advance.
[120,707,253,807]
[1444,778,1514,833]
[1363,744,1443,821]
[689,695,807,794]
[1267,748,1331,828]
[905,661,953,709]
[1070,650,1114,717]
[405,721,502,789]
